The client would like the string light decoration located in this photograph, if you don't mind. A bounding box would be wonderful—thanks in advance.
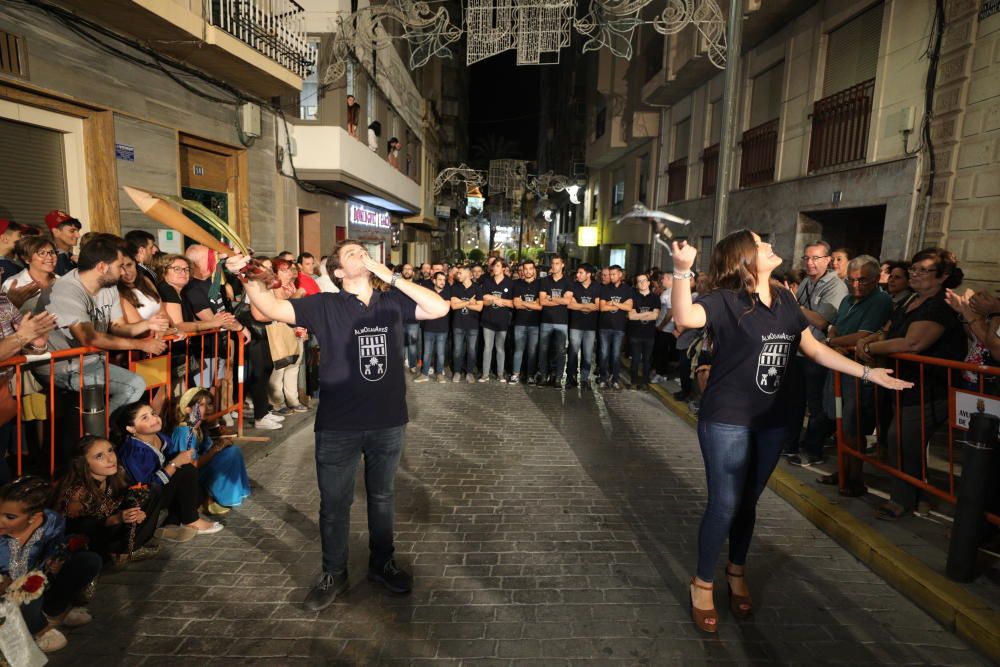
[434,164,487,195]
[653,0,726,68]
[575,0,648,60]
[489,159,529,199]
[526,171,586,200]
[465,0,575,65]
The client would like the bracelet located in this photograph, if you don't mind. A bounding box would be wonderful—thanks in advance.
[390,273,401,288]
[672,271,694,280]
[861,365,872,384]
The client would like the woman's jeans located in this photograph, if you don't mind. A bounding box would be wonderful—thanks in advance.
[512,325,539,378]
[452,327,479,375]
[21,550,102,634]
[567,328,596,381]
[314,426,405,575]
[598,329,625,382]
[404,323,421,368]
[629,337,655,385]
[421,331,447,376]
[696,420,786,582]
[482,328,508,378]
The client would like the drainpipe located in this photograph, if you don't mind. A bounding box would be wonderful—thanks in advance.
[713,1,744,245]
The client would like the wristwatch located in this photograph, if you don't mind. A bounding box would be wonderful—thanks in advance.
[863,342,872,355]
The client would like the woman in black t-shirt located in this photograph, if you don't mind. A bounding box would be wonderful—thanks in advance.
[671,230,910,634]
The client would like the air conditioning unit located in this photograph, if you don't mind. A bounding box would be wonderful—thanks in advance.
[239,102,262,138]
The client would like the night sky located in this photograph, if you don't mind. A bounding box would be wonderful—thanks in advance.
[468,52,541,166]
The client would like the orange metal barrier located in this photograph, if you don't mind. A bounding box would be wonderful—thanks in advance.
[0,328,245,477]
[833,352,1000,526]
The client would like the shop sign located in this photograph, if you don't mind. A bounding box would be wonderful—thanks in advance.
[951,388,1000,430]
[349,202,391,229]
[435,205,451,219]
[115,143,135,162]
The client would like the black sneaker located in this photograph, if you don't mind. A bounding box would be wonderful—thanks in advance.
[303,571,349,611]
[780,449,798,459]
[367,559,413,594]
[788,455,824,467]
[527,375,537,386]
[566,377,578,388]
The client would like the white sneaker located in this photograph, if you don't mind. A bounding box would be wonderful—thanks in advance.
[255,415,283,430]
[194,521,224,535]
[62,607,93,627]
[265,411,286,421]
[36,628,67,652]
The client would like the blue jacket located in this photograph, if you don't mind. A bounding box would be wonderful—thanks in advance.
[0,509,66,578]
[119,433,171,488]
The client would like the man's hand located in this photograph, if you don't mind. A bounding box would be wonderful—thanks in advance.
[16,312,57,342]
[362,255,393,283]
[136,337,167,355]
[145,312,170,334]
[211,311,236,329]
[170,448,195,468]
[225,253,250,273]
[6,280,42,309]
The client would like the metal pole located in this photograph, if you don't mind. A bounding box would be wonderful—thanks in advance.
[712,2,744,245]
[517,189,526,262]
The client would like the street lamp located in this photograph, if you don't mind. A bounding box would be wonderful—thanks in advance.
[565,184,582,205]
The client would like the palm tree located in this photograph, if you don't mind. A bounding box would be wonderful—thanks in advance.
[470,134,522,167]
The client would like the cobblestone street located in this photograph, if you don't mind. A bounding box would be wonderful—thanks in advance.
[52,381,986,665]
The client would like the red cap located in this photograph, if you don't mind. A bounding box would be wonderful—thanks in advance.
[0,219,21,235]
[45,209,79,230]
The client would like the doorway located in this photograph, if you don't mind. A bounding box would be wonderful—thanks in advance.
[299,209,321,257]
[178,134,248,247]
[798,205,886,259]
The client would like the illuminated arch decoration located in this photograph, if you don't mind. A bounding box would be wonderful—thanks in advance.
[434,164,487,195]
[653,0,726,68]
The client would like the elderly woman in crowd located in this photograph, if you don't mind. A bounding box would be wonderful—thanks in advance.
[857,248,967,520]
[2,236,58,313]
[267,259,308,415]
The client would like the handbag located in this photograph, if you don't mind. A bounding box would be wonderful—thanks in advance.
[266,322,299,369]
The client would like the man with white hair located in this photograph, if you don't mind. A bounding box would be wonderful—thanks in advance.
[183,245,245,388]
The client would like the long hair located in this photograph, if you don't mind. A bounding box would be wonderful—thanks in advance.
[111,400,152,447]
[708,229,778,305]
[52,436,129,512]
[118,242,161,309]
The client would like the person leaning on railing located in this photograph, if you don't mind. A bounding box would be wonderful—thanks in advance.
[1,235,58,314]
[856,248,967,521]
[945,286,1000,395]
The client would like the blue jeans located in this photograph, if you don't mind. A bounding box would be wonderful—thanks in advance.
[629,337,655,385]
[421,331,447,376]
[696,421,786,582]
[512,325,539,378]
[452,327,479,375]
[315,426,405,575]
[567,328,596,381]
[538,322,568,380]
[404,323,421,368]
[38,359,147,415]
[482,328,507,379]
[598,329,625,382]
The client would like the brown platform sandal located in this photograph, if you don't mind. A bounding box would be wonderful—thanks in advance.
[726,567,753,618]
[689,577,719,633]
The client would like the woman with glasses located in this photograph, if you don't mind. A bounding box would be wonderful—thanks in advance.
[2,236,58,313]
[856,248,966,520]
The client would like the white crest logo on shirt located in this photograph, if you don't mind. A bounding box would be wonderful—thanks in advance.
[756,341,790,395]
[358,333,388,381]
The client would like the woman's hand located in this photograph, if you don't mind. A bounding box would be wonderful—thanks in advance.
[170,448,195,468]
[945,288,975,317]
[671,240,697,272]
[16,311,57,342]
[970,290,1000,317]
[865,367,913,391]
[6,280,41,309]
[121,507,145,525]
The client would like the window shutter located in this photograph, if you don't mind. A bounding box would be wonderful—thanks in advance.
[824,3,883,97]
[749,62,784,128]
[674,118,691,159]
[0,118,68,227]
[709,98,723,146]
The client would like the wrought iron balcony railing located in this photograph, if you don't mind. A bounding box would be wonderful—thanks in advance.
[808,78,876,173]
[739,118,778,188]
[701,143,719,197]
[667,157,688,203]
[209,0,315,78]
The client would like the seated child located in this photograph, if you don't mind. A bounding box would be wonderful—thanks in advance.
[0,476,101,653]
[115,401,222,536]
[168,388,251,515]
[52,436,160,565]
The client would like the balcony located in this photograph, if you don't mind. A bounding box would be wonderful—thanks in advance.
[739,118,778,188]
[57,0,314,97]
[701,144,719,197]
[292,124,421,214]
[808,79,876,173]
[667,158,688,203]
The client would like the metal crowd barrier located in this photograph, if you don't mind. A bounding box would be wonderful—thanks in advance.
[832,352,1000,526]
[0,328,245,477]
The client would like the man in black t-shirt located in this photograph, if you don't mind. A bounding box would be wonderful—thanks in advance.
[627,273,661,389]
[598,265,633,389]
[566,264,600,388]
[227,240,449,610]
[414,272,450,383]
[511,260,542,384]
[538,255,573,386]
[450,266,483,382]
[182,245,246,388]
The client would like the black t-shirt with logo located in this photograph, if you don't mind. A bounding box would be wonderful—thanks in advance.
[512,279,541,326]
[598,283,633,331]
[182,276,231,357]
[569,280,599,331]
[697,288,809,428]
[421,285,451,334]
[540,275,571,325]
[450,282,482,330]
[628,290,660,339]
[481,276,514,331]
[291,290,416,431]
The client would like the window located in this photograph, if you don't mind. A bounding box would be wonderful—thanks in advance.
[611,168,626,216]
[298,37,321,120]
[749,62,784,129]
[346,59,355,96]
[674,118,691,160]
[595,101,607,140]
[824,3,883,96]
[709,99,723,146]
[367,76,376,126]
[637,154,650,205]
[590,186,599,223]
[609,248,626,268]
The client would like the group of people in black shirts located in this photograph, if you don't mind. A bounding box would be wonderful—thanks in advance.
[402,255,665,390]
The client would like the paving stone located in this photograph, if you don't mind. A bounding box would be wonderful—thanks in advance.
[48,381,990,665]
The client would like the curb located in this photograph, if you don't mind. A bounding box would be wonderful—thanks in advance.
[645,382,1000,663]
